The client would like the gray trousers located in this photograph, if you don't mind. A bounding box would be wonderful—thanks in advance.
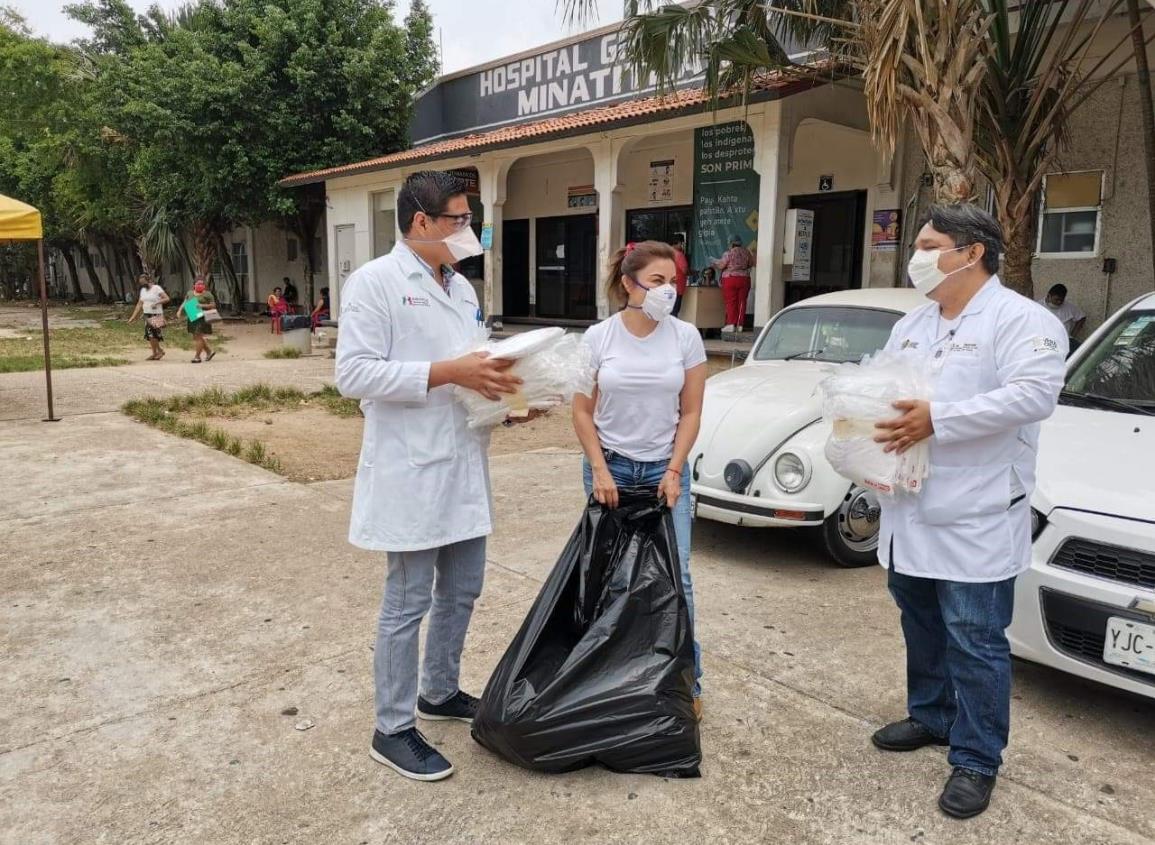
[374,536,487,735]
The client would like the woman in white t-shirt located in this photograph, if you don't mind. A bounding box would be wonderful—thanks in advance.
[127,274,171,360]
[573,240,708,717]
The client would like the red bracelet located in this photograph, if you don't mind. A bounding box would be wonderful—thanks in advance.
[665,467,682,477]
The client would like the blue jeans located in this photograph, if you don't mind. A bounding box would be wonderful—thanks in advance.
[583,450,702,697]
[887,567,1016,776]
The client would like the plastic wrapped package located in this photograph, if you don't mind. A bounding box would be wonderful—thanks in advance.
[455,328,595,429]
[471,492,701,778]
[819,350,932,496]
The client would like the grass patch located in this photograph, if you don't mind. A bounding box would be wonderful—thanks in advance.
[264,346,302,359]
[121,382,357,476]
[0,307,227,373]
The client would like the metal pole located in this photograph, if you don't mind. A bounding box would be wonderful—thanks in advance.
[38,239,58,422]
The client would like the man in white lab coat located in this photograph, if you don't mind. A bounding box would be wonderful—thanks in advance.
[870,204,1067,819]
[336,171,521,782]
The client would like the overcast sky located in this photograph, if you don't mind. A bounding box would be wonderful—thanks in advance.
[10,0,622,74]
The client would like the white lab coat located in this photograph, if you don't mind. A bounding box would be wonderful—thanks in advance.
[878,277,1067,582]
[336,243,491,552]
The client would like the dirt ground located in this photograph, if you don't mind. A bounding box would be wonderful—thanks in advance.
[205,357,733,482]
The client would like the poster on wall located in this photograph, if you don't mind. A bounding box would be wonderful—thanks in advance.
[790,210,815,282]
[871,209,901,251]
[567,185,597,209]
[691,122,760,271]
[648,159,675,204]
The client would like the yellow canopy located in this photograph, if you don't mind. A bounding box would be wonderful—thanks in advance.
[0,193,43,241]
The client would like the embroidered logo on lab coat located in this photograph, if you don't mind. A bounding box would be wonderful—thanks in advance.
[1031,336,1058,353]
[901,339,919,349]
[401,295,431,307]
[948,341,980,355]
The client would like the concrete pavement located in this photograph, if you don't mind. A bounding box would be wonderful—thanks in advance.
[1,360,1153,844]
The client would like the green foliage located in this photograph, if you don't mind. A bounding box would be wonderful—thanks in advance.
[0,0,437,303]
[263,346,301,359]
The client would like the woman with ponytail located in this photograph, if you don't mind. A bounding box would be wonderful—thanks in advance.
[572,240,709,719]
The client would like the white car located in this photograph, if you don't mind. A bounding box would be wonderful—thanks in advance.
[689,288,927,567]
[1009,291,1155,700]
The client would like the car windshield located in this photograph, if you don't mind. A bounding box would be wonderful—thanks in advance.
[1063,309,1155,413]
[753,306,902,364]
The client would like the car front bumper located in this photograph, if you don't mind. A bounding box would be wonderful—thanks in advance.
[691,484,826,528]
[1009,507,1155,701]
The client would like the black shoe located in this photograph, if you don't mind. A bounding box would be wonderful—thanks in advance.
[939,767,997,819]
[871,717,950,752]
[369,728,453,782]
[417,691,479,723]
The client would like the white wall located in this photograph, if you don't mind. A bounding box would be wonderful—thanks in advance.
[503,149,596,220]
[618,132,695,210]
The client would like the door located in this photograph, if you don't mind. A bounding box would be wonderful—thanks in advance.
[502,219,530,318]
[626,205,694,258]
[334,224,356,317]
[535,215,597,320]
[785,191,867,306]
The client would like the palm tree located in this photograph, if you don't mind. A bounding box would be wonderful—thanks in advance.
[1126,0,1155,284]
[562,0,1153,295]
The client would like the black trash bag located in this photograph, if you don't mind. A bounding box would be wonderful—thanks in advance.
[471,490,701,778]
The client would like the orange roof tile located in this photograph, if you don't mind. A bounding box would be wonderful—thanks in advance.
[278,64,840,187]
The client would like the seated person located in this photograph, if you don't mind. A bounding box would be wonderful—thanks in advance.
[311,287,331,329]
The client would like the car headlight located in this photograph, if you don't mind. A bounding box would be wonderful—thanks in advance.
[1030,507,1048,542]
[773,451,811,493]
[724,459,753,493]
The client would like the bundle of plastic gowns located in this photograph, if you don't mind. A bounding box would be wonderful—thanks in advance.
[819,350,932,496]
[471,492,701,778]
[455,327,595,429]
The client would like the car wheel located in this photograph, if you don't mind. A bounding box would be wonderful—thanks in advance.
[821,484,880,568]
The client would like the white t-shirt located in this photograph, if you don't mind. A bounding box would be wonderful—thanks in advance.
[584,314,707,462]
[139,284,167,315]
[1039,298,1085,335]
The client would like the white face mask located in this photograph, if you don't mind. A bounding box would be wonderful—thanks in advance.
[406,218,484,263]
[907,245,976,295]
[630,280,677,321]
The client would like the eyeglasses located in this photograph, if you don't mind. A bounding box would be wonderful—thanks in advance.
[431,211,474,230]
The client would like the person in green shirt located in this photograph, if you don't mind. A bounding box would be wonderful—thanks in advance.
[183,277,217,363]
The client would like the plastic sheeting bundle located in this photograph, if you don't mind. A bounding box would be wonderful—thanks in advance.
[819,350,932,496]
[455,327,596,429]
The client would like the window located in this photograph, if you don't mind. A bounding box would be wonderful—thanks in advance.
[1038,171,1102,256]
[287,237,298,262]
[231,241,249,292]
[1065,310,1155,408]
[753,306,904,364]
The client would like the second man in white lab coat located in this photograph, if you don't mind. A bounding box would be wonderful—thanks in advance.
[336,171,523,783]
[870,204,1067,819]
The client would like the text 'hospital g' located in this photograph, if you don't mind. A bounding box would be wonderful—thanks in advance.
[478,35,704,117]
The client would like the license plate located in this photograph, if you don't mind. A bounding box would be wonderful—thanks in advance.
[1103,616,1155,676]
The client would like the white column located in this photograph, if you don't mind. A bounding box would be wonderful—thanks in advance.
[245,225,258,306]
[749,102,787,327]
[477,159,510,322]
[592,138,626,320]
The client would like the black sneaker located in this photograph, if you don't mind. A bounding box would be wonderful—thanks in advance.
[369,728,453,782]
[417,691,479,723]
[871,717,950,752]
[939,767,997,819]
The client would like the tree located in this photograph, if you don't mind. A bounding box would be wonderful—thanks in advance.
[563,0,1154,296]
[1127,0,1155,285]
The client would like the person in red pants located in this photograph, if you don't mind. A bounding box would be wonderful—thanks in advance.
[715,235,754,333]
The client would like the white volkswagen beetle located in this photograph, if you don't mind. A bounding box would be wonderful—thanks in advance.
[690,287,927,567]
